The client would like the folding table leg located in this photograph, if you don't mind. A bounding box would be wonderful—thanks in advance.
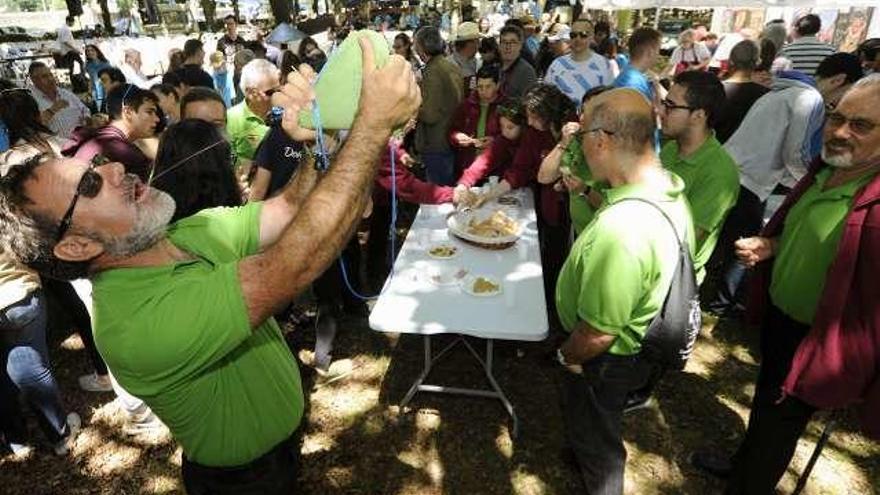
[400,335,432,408]
[481,340,519,438]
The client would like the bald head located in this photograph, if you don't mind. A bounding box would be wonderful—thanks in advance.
[584,88,656,156]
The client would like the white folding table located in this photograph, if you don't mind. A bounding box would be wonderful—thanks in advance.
[369,189,548,437]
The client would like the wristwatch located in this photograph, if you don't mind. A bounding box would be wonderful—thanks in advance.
[556,348,583,375]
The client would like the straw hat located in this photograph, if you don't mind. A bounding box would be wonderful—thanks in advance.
[454,22,481,42]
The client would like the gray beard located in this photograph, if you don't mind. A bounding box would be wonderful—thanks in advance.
[102,189,177,257]
[821,147,855,169]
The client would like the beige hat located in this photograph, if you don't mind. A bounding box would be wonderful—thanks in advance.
[454,21,481,41]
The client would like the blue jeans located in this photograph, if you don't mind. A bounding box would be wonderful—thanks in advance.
[561,353,655,495]
[421,151,456,186]
[0,290,69,444]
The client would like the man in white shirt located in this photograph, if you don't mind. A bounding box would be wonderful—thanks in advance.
[545,19,614,104]
[28,62,89,139]
[54,16,83,81]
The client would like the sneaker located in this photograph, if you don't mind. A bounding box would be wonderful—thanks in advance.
[121,412,165,436]
[9,442,34,459]
[78,373,113,393]
[315,358,355,384]
[53,412,81,455]
[689,450,733,478]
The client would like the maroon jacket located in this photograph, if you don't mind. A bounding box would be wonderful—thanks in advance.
[457,134,520,188]
[61,125,152,181]
[503,127,565,227]
[448,91,501,171]
[748,161,880,439]
[374,140,454,206]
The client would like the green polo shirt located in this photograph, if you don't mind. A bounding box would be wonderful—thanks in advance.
[562,139,605,235]
[770,167,875,325]
[555,171,695,356]
[92,203,304,467]
[227,101,269,162]
[660,134,739,284]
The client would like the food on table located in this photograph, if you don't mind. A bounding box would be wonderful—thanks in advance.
[466,210,518,238]
[428,245,457,258]
[497,195,521,207]
[473,277,500,294]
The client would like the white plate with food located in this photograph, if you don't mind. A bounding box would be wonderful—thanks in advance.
[427,266,469,286]
[459,274,503,297]
[446,209,521,245]
[426,243,459,259]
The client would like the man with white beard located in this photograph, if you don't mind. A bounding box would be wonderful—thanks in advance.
[0,38,421,493]
[692,74,880,493]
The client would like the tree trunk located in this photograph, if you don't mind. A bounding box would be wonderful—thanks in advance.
[97,0,113,32]
[200,0,216,28]
[232,0,240,22]
[269,0,291,24]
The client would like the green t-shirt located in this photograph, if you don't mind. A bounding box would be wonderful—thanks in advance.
[660,134,739,284]
[476,103,489,139]
[770,167,874,324]
[555,171,695,356]
[92,203,304,467]
[561,139,603,235]
[227,101,269,162]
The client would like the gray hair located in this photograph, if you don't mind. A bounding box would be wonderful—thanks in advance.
[239,58,280,93]
[589,100,656,155]
[415,26,445,57]
[760,22,787,53]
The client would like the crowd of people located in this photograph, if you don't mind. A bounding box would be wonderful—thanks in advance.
[0,8,879,495]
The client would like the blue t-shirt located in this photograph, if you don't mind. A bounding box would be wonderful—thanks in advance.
[613,67,653,103]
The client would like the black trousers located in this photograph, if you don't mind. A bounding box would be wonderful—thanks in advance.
[182,431,301,495]
[726,305,816,495]
[562,353,655,495]
[42,278,108,376]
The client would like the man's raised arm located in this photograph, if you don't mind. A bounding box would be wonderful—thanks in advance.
[238,38,422,328]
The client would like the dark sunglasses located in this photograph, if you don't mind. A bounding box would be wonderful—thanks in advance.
[570,32,592,39]
[56,154,109,241]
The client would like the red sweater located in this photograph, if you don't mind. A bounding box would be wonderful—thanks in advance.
[457,134,520,188]
[749,161,880,440]
[448,92,501,171]
[374,141,454,205]
[503,127,565,226]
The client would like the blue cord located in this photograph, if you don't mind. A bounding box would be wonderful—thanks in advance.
[307,38,397,301]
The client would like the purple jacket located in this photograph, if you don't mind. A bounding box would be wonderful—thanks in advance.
[749,160,880,439]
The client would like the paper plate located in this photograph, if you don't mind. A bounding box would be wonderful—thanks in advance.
[459,274,502,297]
[427,244,459,260]
[427,266,469,286]
[298,30,391,130]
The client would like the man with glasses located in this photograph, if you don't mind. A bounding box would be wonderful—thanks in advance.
[61,84,159,182]
[555,88,694,495]
[707,54,862,317]
[659,71,738,284]
[0,38,420,493]
[694,74,880,494]
[545,19,614,104]
[498,25,537,98]
[227,59,278,184]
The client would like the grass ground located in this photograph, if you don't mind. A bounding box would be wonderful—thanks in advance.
[2,307,878,495]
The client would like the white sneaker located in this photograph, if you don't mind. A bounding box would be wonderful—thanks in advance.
[9,442,33,459]
[53,412,81,455]
[78,373,113,392]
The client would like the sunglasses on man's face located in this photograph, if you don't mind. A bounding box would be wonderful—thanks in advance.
[56,154,109,242]
[570,32,592,39]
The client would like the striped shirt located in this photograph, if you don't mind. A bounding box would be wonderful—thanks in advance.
[31,86,89,139]
[779,36,836,77]
[546,52,614,104]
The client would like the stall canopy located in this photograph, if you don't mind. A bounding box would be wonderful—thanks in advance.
[582,0,877,9]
